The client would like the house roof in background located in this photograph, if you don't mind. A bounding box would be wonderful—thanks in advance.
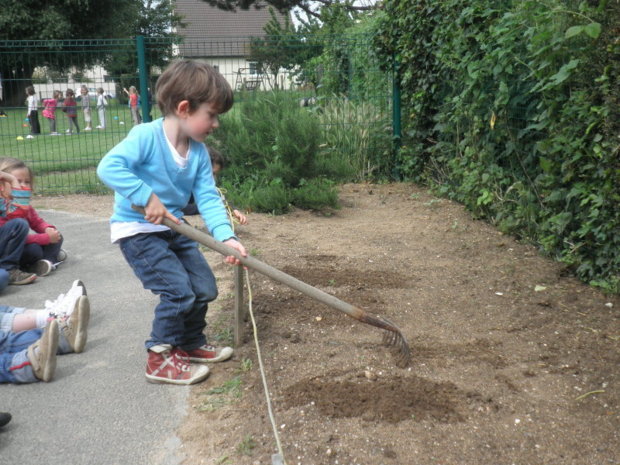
[175,0,288,57]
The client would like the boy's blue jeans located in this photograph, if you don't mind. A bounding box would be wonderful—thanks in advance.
[119,230,218,351]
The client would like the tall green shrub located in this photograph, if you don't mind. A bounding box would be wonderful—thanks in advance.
[210,91,338,214]
[376,0,620,292]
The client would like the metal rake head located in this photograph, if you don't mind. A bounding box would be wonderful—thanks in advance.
[380,318,411,368]
[355,311,411,368]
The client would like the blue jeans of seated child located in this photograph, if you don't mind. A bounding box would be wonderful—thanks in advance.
[0,305,73,383]
[119,230,218,351]
[0,269,8,293]
[0,218,29,271]
[20,239,63,268]
[0,305,26,332]
[0,327,42,383]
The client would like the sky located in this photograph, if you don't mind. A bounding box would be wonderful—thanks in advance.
[291,0,378,27]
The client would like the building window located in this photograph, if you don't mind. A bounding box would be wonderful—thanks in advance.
[248,62,258,75]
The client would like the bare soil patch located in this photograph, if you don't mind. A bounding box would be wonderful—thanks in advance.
[36,183,619,465]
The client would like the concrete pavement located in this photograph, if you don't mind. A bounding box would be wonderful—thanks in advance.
[0,211,189,465]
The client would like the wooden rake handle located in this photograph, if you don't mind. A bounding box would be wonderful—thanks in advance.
[132,206,410,366]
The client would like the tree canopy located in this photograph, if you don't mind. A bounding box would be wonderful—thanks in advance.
[0,0,182,104]
[200,0,377,23]
[0,0,133,41]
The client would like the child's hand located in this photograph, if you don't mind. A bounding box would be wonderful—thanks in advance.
[233,209,248,225]
[0,181,10,200]
[0,171,19,188]
[46,228,62,243]
[0,172,19,197]
[222,238,247,266]
[144,193,180,225]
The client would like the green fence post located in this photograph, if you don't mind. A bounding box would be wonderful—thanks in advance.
[392,54,402,180]
[136,35,151,122]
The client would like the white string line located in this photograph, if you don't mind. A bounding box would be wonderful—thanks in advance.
[244,268,287,464]
[227,198,285,462]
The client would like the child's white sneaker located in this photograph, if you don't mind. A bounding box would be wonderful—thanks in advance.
[27,320,59,382]
[58,295,90,353]
[44,280,87,318]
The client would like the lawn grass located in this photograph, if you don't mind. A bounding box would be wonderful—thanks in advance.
[0,105,162,194]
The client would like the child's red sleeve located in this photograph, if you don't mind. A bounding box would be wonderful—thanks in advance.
[26,232,51,246]
[26,207,54,234]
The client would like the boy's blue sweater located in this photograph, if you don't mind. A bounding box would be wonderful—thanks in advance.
[96,118,235,242]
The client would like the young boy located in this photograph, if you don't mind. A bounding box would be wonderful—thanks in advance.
[97,60,247,385]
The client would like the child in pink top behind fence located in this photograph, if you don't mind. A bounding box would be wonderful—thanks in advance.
[42,90,61,135]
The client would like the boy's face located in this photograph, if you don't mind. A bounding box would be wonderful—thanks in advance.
[180,102,220,142]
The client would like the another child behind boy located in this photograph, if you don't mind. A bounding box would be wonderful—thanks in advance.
[182,147,248,227]
[0,157,66,277]
[97,60,247,385]
[42,90,62,135]
[62,89,79,135]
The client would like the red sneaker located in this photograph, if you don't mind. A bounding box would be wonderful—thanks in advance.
[186,345,234,363]
[145,345,210,385]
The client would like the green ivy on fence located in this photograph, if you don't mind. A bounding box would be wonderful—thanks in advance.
[376,0,620,292]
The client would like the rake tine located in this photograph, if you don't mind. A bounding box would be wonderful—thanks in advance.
[379,318,411,368]
[382,329,396,346]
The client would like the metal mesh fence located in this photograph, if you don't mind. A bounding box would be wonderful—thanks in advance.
[0,35,394,194]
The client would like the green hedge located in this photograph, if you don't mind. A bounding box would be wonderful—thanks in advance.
[376,0,620,292]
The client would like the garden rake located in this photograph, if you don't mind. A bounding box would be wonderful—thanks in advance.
[133,207,411,367]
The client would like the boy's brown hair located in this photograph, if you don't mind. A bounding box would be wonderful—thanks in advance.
[155,60,233,116]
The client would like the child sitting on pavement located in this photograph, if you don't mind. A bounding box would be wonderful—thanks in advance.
[0,158,67,277]
[0,171,36,285]
[97,59,247,385]
[0,280,90,384]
